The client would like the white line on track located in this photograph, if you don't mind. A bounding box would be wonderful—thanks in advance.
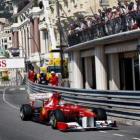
[20,88,25,90]
[3,87,20,110]
[9,88,15,91]
[99,131,107,133]
[132,138,140,140]
[113,134,124,137]
[0,89,4,91]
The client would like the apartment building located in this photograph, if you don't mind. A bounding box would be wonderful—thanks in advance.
[0,26,12,50]
[0,21,11,81]
[11,0,61,72]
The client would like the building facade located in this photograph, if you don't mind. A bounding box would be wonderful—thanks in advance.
[11,0,61,72]
[10,0,139,89]
[11,0,135,71]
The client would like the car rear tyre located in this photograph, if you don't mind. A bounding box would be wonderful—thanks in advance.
[20,104,32,121]
[50,109,65,129]
[93,108,107,121]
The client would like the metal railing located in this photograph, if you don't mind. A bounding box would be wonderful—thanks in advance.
[67,11,139,46]
[27,80,140,121]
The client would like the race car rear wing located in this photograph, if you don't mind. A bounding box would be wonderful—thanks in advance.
[29,93,53,101]
[29,93,53,107]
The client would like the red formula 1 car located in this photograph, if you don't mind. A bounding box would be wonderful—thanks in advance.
[20,92,115,131]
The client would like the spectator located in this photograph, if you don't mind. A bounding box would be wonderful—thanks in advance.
[119,4,127,31]
[98,9,108,36]
[74,23,82,43]
[86,17,94,39]
[114,7,121,33]
[128,2,137,28]
[124,1,129,13]
[87,17,92,28]
[66,0,139,47]
[28,70,35,82]
[49,71,58,86]
[39,72,47,85]
[135,0,140,10]
[94,14,100,24]
[33,70,38,83]
[128,2,137,12]
[79,19,87,30]
[106,8,113,34]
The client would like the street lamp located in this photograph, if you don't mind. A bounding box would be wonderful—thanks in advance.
[41,0,64,77]
[56,0,64,78]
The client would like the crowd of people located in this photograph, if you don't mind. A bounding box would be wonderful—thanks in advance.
[67,0,140,46]
[28,70,58,86]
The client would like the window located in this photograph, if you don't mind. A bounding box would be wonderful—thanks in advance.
[100,0,109,6]
[5,45,7,50]
[73,0,77,4]
[4,39,7,43]
[68,53,73,62]
[9,37,11,40]
[47,66,61,73]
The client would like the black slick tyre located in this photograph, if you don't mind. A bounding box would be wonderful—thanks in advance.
[20,104,32,121]
[93,108,107,121]
[49,109,65,129]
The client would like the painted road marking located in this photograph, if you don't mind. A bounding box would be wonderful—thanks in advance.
[3,88,20,110]
[9,88,15,91]
[113,134,124,137]
[20,88,25,90]
[132,138,140,140]
[99,131,107,133]
[0,89,4,91]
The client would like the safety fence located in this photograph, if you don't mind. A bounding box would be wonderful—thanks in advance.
[27,80,140,121]
[68,11,139,46]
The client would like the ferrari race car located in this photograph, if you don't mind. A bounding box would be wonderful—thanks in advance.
[20,92,116,131]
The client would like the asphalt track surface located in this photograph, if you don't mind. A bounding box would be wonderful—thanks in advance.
[0,86,140,140]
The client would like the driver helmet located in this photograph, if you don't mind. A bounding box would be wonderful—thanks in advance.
[59,98,66,106]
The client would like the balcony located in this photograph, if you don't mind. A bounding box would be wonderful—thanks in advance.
[67,11,140,47]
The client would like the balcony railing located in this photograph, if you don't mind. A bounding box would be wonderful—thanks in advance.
[67,11,139,47]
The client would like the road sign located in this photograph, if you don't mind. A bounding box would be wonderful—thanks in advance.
[0,58,25,69]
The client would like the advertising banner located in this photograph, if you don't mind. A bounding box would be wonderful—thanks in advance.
[0,58,25,69]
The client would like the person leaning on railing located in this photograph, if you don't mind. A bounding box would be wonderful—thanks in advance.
[98,9,108,37]
[67,1,140,47]
[135,0,140,28]
[127,2,137,29]
[113,7,121,33]
[106,8,114,35]
[118,3,128,32]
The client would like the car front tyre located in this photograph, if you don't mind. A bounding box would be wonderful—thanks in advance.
[93,108,107,121]
[50,109,65,129]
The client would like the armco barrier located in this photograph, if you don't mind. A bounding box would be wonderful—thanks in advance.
[27,80,140,121]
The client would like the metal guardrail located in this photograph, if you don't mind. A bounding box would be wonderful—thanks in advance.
[27,80,140,121]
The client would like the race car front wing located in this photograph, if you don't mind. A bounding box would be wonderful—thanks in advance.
[57,117,116,131]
